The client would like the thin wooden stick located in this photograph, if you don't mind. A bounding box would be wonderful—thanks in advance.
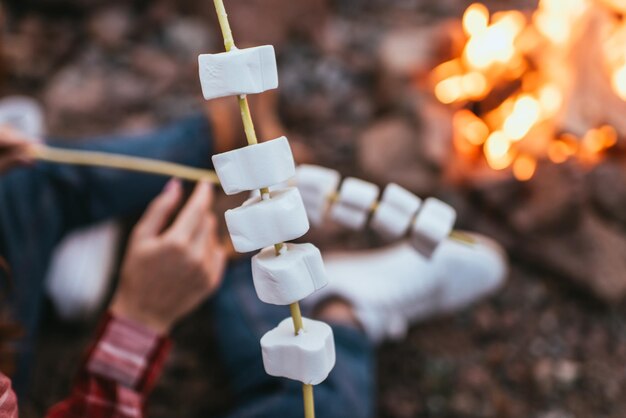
[289,302,304,334]
[211,1,315,416]
[302,384,315,418]
[31,145,219,184]
[238,95,258,146]
[448,230,476,245]
[213,0,235,52]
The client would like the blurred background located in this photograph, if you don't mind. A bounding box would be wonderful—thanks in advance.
[2,0,626,417]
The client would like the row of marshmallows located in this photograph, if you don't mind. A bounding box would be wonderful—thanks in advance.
[200,45,336,386]
[295,165,458,259]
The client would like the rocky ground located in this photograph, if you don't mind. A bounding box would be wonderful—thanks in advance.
[3,0,625,416]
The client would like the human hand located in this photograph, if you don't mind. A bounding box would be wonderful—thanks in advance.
[111,180,227,334]
[0,125,37,174]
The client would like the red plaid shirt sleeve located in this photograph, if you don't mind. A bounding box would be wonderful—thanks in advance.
[45,313,171,418]
[0,373,18,418]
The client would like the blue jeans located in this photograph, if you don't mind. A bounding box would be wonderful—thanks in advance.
[215,260,375,418]
[0,114,375,416]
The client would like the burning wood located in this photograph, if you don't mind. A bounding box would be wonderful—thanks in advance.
[430,0,626,181]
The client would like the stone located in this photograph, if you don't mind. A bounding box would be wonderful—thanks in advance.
[358,117,437,194]
[164,18,214,61]
[508,161,585,234]
[88,6,132,49]
[228,0,329,47]
[588,158,626,226]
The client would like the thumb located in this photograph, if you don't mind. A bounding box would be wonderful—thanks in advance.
[133,179,183,239]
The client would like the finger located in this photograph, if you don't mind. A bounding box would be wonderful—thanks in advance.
[0,126,37,149]
[189,216,211,260]
[201,214,220,261]
[208,244,227,290]
[133,179,182,239]
[166,181,212,240]
[201,213,219,247]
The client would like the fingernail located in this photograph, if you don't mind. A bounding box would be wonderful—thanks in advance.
[197,180,211,191]
[164,179,180,193]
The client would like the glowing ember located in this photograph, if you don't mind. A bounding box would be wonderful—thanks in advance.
[454,110,489,146]
[502,95,541,141]
[611,64,626,100]
[484,131,513,170]
[463,3,489,37]
[513,154,538,181]
[537,84,563,117]
[463,10,525,70]
[534,0,589,45]
[548,140,575,164]
[432,0,623,181]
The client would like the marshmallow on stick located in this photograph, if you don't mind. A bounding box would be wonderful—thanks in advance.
[252,243,328,305]
[371,183,422,240]
[296,165,341,226]
[261,318,335,385]
[204,3,334,418]
[330,177,380,230]
[199,45,278,100]
[212,136,295,195]
[225,188,310,253]
[410,198,457,258]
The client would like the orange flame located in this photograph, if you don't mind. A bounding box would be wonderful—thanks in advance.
[513,154,538,181]
[484,131,514,170]
[453,109,490,155]
[440,1,622,180]
[502,95,541,141]
[463,10,525,70]
[463,4,490,37]
[548,138,577,163]
[611,64,626,100]
[534,0,589,45]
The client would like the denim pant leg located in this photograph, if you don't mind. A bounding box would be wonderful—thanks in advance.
[213,259,376,418]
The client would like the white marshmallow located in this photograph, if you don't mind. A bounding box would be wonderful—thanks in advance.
[370,183,422,240]
[410,198,457,258]
[198,45,278,100]
[213,137,295,195]
[261,317,336,385]
[225,188,310,253]
[252,243,328,305]
[330,177,380,230]
[295,165,341,226]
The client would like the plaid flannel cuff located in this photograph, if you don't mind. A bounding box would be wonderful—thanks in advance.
[86,313,170,390]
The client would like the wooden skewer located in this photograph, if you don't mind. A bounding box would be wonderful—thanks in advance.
[448,230,476,245]
[31,144,472,253]
[30,145,220,184]
[212,1,313,417]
